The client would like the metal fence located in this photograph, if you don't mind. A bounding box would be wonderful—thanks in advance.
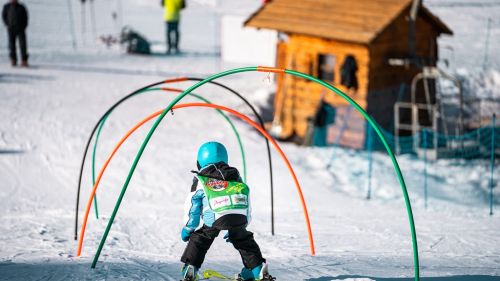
[364,114,498,214]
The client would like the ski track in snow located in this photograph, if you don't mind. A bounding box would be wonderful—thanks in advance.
[1,0,500,280]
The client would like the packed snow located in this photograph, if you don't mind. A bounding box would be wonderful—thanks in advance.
[0,0,499,280]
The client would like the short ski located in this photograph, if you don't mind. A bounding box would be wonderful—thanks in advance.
[200,269,276,281]
[201,269,234,280]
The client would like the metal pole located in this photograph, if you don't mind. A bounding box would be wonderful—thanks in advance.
[214,2,221,71]
[490,114,496,215]
[483,18,492,70]
[408,0,421,62]
[117,0,123,32]
[423,129,428,209]
[395,103,400,155]
[433,105,438,154]
[412,105,419,153]
[81,0,86,45]
[367,125,374,200]
[90,0,97,40]
[66,0,77,49]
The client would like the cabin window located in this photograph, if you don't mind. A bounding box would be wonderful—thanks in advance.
[317,54,336,82]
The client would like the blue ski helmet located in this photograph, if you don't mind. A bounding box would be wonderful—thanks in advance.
[197,141,228,168]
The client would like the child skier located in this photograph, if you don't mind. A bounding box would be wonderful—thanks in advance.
[180,141,275,281]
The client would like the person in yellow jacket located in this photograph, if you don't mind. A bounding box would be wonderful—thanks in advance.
[162,0,183,54]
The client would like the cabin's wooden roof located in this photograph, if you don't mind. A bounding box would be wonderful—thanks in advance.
[244,0,452,44]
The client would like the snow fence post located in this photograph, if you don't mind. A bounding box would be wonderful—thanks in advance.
[66,0,77,49]
[366,124,373,200]
[490,114,496,215]
[483,18,492,70]
[423,129,428,209]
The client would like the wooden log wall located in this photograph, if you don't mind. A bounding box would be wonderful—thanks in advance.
[275,35,370,145]
[369,9,439,91]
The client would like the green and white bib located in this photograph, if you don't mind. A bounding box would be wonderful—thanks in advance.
[197,175,249,214]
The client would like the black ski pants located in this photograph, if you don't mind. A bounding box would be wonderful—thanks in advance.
[166,21,179,52]
[181,224,265,269]
[8,29,28,62]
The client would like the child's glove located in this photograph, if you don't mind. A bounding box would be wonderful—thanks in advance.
[181,227,193,242]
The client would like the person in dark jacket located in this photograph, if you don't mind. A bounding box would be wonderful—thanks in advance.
[340,55,358,94]
[2,0,28,67]
[179,141,275,281]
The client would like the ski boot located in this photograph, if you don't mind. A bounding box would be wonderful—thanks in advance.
[181,264,199,281]
[237,263,275,281]
[236,267,254,281]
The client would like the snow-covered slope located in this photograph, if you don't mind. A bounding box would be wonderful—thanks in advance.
[427,0,500,70]
[0,0,499,280]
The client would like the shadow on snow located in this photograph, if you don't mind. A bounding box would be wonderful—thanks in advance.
[0,260,179,281]
[306,275,500,281]
[1,261,500,280]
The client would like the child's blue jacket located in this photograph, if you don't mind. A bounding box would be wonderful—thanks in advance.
[183,163,251,233]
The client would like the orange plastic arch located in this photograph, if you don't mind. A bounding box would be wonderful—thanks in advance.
[164,77,189,83]
[77,103,315,257]
[256,66,285,73]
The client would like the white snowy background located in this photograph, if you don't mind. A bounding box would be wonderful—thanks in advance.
[0,0,499,280]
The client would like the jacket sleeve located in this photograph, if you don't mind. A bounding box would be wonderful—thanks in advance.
[183,189,204,232]
[2,5,7,26]
[246,187,252,225]
[21,4,28,29]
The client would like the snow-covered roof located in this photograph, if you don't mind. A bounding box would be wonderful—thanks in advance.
[244,0,453,44]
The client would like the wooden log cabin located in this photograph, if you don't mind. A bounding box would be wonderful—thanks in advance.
[244,0,452,148]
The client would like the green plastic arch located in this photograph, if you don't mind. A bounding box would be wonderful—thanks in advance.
[287,69,419,280]
[90,67,419,281]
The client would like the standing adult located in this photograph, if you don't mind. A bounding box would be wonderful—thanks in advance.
[2,0,28,67]
[162,0,183,54]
